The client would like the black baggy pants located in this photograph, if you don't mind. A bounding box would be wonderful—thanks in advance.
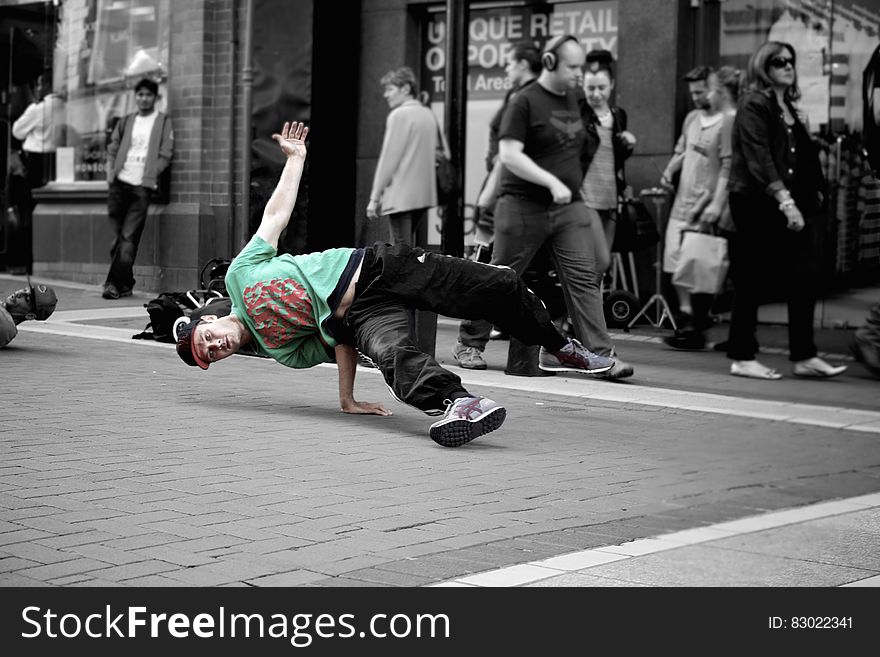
[345,242,568,415]
[726,191,821,362]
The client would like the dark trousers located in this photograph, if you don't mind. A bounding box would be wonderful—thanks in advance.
[106,179,152,291]
[388,208,428,247]
[460,195,611,355]
[346,242,568,414]
[726,191,820,362]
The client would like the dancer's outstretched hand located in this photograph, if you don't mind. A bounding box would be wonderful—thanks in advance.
[272,121,309,159]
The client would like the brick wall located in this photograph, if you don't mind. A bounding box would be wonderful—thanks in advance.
[29,0,250,293]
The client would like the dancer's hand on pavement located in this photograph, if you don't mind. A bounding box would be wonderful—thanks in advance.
[341,400,393,416]
[272,121,309,160]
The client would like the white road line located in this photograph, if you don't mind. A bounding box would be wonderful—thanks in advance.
[429,493,880,587]
[50,307,148,322]
[20,314,880,434]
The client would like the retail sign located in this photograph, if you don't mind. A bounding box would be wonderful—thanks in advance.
[422,1,618,101]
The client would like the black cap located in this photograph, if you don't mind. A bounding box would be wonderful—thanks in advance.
[175,318,210,369]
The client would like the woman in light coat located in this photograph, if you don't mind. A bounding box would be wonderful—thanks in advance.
[367,66,438,246]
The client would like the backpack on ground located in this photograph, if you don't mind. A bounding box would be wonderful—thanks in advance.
[132,290,223,343]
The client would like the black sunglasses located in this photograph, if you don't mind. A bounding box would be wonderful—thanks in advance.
[768,56,794,69]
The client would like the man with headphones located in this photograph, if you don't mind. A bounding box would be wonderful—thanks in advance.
[454,34,634,380]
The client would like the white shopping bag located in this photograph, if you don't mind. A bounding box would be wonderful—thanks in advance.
[672,230,729,294]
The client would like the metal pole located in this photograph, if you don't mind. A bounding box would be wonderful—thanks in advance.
[441,0,467,258]
[239,0,255,252]
[227,0,239,258]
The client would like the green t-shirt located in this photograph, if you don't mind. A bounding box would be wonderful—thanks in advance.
[225,236,355,369]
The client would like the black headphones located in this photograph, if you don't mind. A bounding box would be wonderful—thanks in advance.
[541,34,580,71]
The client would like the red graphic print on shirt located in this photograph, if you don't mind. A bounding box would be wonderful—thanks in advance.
[243,278,313,348]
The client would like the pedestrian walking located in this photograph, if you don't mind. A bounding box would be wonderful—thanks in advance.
[458,41,542,361]
[175,122,614,447]
[725,41,846,379]
[452,34,634,380]
[659,65,724,331]
[471,41,541,261]
[662,66,743,351]
[580,48,636,275]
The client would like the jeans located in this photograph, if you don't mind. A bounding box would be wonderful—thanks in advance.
[106,180,152,291]
[346,242,568,414]
[459,195,613,357]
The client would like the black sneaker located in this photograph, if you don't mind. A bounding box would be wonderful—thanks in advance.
[663,331,706,351]
[851,336,880,378]
[102,283,120,300]
[429,396,506,447]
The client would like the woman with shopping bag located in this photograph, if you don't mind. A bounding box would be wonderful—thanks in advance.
[672,227,729,297]
[725,41,846,380]
[665,66,741,351]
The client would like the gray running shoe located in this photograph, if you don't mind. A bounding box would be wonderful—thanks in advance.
[429,396,506,447]
[538,338,614,374]
[452,341,487,370]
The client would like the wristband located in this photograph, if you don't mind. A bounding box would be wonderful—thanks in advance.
[779,198,796,212]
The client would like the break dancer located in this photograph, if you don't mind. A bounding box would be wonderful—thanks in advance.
[175,122,614,447]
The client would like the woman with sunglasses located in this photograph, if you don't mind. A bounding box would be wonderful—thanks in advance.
[724,41,846,379]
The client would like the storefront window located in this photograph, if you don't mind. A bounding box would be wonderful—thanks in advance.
[719,1,880,281]
[420,1,619,245]
[52,0,170,183]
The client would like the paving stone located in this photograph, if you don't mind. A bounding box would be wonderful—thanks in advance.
[3,287,879,587]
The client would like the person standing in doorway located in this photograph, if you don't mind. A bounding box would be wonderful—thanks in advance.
[12,74,65,192]
[366,66,437,247]
[11,74,66,275]
[103,78,174,300]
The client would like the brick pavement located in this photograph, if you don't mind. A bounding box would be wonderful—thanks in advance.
[1,275,879,586]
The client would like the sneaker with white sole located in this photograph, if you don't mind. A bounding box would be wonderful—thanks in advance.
[452,341,487,370]
[429,396,506,447]
[538,338,614,374]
